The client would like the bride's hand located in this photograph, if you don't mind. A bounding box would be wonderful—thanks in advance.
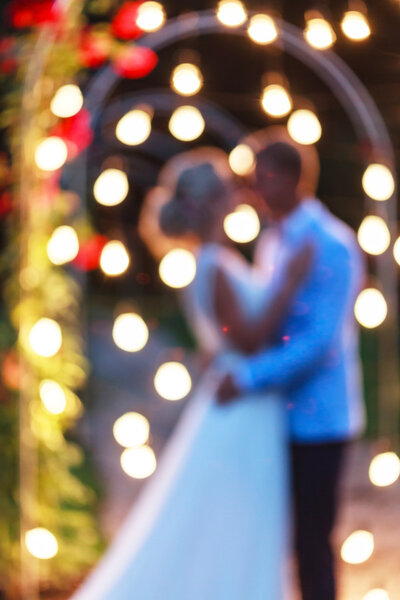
[286,242,314,287]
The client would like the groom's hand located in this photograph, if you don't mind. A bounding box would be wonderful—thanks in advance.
[216,373,240,405]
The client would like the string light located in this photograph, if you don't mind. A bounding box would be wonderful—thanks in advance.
[47,225,79,265]
[100,241,130,276]
[168,106,205,141]
[362,590,390,600]
[369,452,400,487]
[113,412,150,448]
[171,63,203,96]
[112,313,149,352]
[159,249,196,288]
[39,380,67,415]
[116,109,152,146]
[154,361,192,401]
[29,318,62,357]
[362,164,395,201]
[228,144,255,176]
[393,237,400,265]
[93,168,129,206]
[35,137,68,171]
[25,528,58,559]
[247,14,278,44]
[354,289,387,329]
[340,530,374,564]
[261,84,292,118]
[120,445,157,478]
[136,2,166,32]
[224,204,260,243]
[357,216,391,255]
[50,84,83,118]
[287,109,322,145]
[217,0,247,27]
[304,13,336,50]
[341,11,371,41]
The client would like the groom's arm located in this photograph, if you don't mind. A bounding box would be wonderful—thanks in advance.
[235,242,362,392]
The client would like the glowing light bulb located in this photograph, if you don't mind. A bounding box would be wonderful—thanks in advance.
[93,169,129,207]
[100,241,130,276]
[357,216,390,256]
[47,225,79,265]
[168,106,205,142]
[25,528,58,560]
[224,204,260,243]
[159,249,196,288]
[341,11,371,41]
[113,412,150,448]
[35,137,68,171]
[116,110,152,146]
[248,14,278,44]
[217,0,247,27]
[304,17,336,50]
[50,84,83,118]
[393,237,400,265]
[171,63,203,96]
[354,289,387,329]
[287,109,322,145]
[29,318,62,357]
[261,84,292,118]
[229,144,255,176]
[121,445,157,478]
[341,530,374,564]
[136,1,166,32]
[39,380,67,415]
[112,313,149,352]
[154,361,192,401]
[362,164,395,201]
[369,452,400,487]
[363,590,390,600]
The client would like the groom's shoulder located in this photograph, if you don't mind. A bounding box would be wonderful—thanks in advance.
[312,204,358,255]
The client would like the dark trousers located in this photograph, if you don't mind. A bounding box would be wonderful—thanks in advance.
[290,441,348,600]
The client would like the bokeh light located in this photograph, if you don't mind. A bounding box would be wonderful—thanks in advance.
[168,106,205,141]
[171,63,203,96]
[35,137,68,171]
[228,144,255,176]
[93,169,129,206]
[116,109,152,146]
[362,590,390,600]
[224,204,260,243]
[304,17,336,50]
[217,0,247,27]
[159,249,196,288]
[354,289,387,329]
[261,84,292,117]
[362,164,395,201]
[29,319,62,357]
[340,530,374,564]
[113,412,150,448]
[25,528,58,560]
[341,11,371,41]
[369,452,400,487]
[112,313,149,352]
[120,445,157,478]
[247,14,278,44]
[100,241,130,276]
[154,361,192,401]
[136,1,166,32]
[357,216,391,256]
[47,225,79,265]
[393,237,400,265]
[39,380,67,415]
[50,84,83,118]
[287,109,322,145]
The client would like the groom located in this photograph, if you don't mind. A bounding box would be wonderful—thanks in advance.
[217,142,365,600]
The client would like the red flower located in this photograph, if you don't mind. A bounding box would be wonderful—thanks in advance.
[50,109,93,160]
[79,28,112,69]
[8,0,61,29]
[111,2,143,41]
[0,58,18,74]
[0,191,13,218]
[112,46,158,79]
[73,234,108,271]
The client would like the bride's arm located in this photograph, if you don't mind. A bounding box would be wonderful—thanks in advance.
[214,245,313,354]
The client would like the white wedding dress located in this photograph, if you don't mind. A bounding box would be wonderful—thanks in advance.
[70,243,289,600]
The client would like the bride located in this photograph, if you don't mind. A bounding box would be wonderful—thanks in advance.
[70,148,311,600]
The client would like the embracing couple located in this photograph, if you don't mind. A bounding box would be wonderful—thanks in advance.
[71,142,365,600]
